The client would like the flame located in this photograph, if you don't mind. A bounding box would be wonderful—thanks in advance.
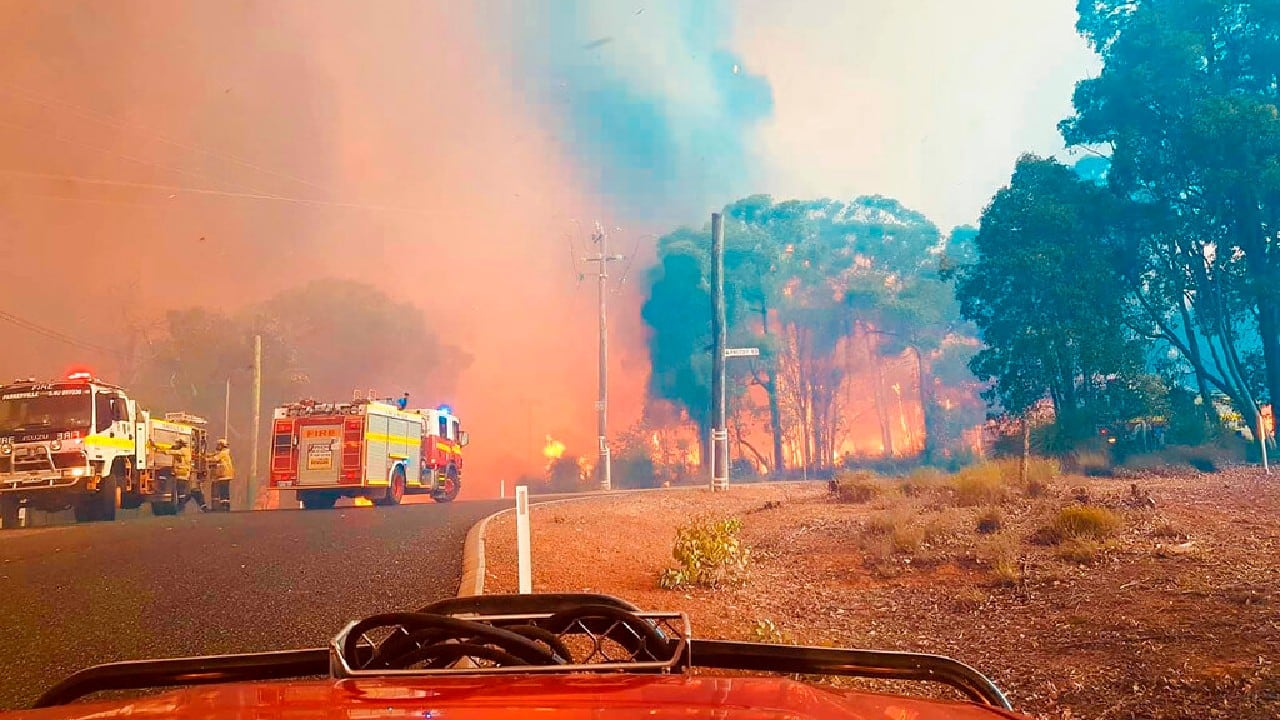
[542,435,566,461]
[353,497,374,507]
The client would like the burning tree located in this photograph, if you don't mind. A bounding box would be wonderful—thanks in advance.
[642,195,981,475]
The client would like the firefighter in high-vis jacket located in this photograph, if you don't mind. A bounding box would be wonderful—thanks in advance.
[206,439,234,512]
[165,438,208,512]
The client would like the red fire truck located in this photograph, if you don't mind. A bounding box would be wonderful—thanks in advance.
[268,398,467,509]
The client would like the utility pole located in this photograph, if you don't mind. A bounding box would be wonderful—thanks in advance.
[223,378,231,441]
[583,223,624,491]
[710,213,729,491]
[249,334,261,511]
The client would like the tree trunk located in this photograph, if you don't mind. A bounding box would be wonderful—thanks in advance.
[913,346,934,460]
[759,307,785,476]
[766,374,784,476]
[1020,417,1030,486]
[1177,300,1217,423]
[864,328,894,456]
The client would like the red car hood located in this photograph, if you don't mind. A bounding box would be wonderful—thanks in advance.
[4,675,1028,720]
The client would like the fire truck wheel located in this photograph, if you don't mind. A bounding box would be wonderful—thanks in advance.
[74,473,118,522]
[0,496,19,529]
[432,466,461,503]
[299,491,339,510]
[376,467,406,506]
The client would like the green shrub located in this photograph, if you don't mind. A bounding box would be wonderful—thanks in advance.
[658,516,750,589]
[1052,505,1122,541]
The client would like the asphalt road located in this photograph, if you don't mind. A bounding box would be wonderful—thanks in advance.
[0,499,510,710]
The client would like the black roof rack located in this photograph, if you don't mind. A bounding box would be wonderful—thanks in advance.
[33,593,1011,711]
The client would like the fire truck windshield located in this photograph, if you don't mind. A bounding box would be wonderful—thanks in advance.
[0,390,93,434]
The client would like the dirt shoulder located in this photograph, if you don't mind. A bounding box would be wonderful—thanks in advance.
[483,471,1280,720]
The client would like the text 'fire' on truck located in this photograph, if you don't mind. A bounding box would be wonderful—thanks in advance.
[0,372,221,529]
[268,397,467,509]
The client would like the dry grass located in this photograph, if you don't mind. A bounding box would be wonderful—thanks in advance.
[864,510,926,554]
[1053,504,1122,540]
[900,467,949,497]
[1057,538,1106,564]
[951,587,989,613]
[979,532,1022,586]
[832,470,885,504]
[952,463,1009,506]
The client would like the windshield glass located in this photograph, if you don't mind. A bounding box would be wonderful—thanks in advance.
[0,390,93,434]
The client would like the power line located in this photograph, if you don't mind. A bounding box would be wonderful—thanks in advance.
[0,309,124,357]
[0,82,332,196]
[0,169,434,216]
[0,117,274,196]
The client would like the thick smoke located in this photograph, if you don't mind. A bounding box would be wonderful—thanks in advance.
[490,0,775,223]
[0,1,774,494]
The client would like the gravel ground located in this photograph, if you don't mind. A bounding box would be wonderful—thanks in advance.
[0,498,508,710]
[484,472,1280,720]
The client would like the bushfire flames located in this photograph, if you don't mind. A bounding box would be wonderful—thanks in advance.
[527,341,982,482]
[542,436,566,464]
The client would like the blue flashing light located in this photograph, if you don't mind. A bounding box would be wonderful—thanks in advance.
[438,404,452,415]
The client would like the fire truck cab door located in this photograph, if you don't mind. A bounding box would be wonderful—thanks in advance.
[297,421,343,485]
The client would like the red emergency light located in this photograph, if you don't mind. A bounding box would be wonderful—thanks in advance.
[66,371,93,381]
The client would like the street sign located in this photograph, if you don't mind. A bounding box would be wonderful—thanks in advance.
[724,347,760,358]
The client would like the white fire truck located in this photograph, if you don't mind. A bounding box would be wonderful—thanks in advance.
[269,397,467,509]
[0,373,213,528]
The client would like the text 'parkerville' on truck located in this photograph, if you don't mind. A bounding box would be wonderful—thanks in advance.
[0,372,467,529]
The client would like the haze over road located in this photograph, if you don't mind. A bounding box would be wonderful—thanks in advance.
[0,500,510,710]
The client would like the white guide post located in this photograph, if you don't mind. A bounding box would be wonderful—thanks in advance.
[515,485,532,594]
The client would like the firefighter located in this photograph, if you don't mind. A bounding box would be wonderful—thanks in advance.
[165,438,207,512]
[206,439,234,511]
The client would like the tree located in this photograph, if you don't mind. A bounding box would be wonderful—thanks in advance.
[956,154,1146,440]
[129,279,470,447]
[1062,0,1280,431]
[643,194,975,473]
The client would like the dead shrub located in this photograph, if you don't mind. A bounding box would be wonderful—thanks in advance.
[976,507,1003,534]
[833,470,884,504]
[1053,504,1122,541]
[952,463,1008,507]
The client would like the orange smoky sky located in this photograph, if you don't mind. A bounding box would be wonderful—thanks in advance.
[0,1,1100,498]
[0,1,651,497]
